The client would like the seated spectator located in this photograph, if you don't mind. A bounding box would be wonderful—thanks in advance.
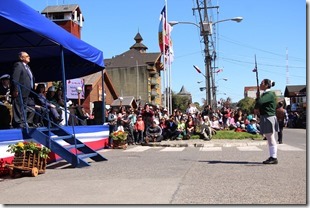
[246,118,260,134]
[165,115,180,140]
[210,115,222,131]
[228,112,237,130]
[145,120,163,143]
[185,115,195,139]
[34,84,63,125]
[0,74,12,128]
[46,86,62,118]
[177,118,186,139]
[159,117,168,140]
[200,116,212,140]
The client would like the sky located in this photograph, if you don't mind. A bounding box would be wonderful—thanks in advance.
[21,0,306,105]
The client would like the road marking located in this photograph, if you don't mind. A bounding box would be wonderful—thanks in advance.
[199,147,222,151]
[97,149,111,153]
[124,146,152,152]
[237,146,263,151]
[160,147,185,152]
[277,144,305,151]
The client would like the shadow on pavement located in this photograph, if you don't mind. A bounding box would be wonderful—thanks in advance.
[199,160,263,165]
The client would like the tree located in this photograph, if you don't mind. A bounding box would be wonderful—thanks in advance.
[237,97,256,114]
[172,92,191,113]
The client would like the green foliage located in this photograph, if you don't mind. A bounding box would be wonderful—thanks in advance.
[237,97,256,114]
[7,141,51,159]
[172,93,191,112]
[111,130,128,141]
[213,130,263,140]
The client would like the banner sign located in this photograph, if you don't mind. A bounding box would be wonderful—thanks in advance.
[66,78,84,99]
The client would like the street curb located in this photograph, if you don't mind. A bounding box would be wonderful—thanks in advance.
[142,139,267,148]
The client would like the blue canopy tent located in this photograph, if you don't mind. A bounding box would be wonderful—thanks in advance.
[0,0,105,124]
[0,0,104,82]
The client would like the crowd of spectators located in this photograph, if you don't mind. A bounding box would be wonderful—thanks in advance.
[105,103,262,147]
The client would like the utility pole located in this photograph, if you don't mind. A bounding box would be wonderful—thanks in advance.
[194,0,212,106]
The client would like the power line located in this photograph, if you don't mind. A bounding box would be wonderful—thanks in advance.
[219,57,305,69]
[219,35,305,62]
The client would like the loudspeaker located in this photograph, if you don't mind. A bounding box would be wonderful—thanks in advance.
[93,101,103,124]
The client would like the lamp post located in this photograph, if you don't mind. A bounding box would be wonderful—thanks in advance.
[103,93,106,123]
[76,86,82,106]
[193,65,208,101]
[213,78,228,108]
[119,96,123,107]
[169,17,242,106]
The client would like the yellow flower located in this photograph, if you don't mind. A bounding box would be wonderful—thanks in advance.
[17,142,24,148]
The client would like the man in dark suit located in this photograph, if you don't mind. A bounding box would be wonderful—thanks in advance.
[11,51,35,128]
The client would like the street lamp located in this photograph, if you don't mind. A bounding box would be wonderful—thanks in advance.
[119,96,123,106]
[76,86,82,106]
[103,93,106,123]
[169,17,243,106]
[213,78,228,108]
[193,65,208,101]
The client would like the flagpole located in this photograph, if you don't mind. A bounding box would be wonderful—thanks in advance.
[165,0,172,115]
[255,54,259,98]
[162,5,166,110]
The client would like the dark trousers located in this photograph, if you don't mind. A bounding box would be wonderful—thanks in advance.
[278,120,284,143]
[0,104,11,129]
[135,130,144,144]
[12,96,35,128]
[108,124,116,146]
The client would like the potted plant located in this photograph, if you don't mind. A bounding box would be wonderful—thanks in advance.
[110,130,128,149]
[6,141,51,177]
[7,141,51,159]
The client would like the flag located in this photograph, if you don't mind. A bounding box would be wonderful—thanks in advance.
[215,68,223,73]
[158,6,170,54]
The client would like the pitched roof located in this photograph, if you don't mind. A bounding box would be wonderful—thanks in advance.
[42,4,80,13]
[284,85,306,97]
[104,49,160,68]
[110,96,137,108]
[178,86,190,95]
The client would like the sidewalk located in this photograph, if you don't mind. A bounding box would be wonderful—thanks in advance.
[142,139,267,148]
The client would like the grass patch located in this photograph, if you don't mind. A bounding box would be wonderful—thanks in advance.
[212,130,263,140]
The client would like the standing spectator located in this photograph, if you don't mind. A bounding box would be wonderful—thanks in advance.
[107,108,117,148]
[201,105,212,119]
[142,104,154,136]
[276,101,287,144]
[134,115,145,144]
[254,79,279,164]
[11,51,35,128]
[127,109,136,145]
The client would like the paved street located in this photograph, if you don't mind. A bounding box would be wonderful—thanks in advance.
[0,128,306,205]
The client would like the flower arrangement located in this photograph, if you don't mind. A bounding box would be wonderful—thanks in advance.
[7,141,51,159]
[110,130,128,141]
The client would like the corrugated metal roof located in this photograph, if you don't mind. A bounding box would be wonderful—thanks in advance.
[105,49,160,68]
[111,96,137,108]
[42,4,79,13]
[284,85,306,97]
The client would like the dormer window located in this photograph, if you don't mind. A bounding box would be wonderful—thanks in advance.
[53,13,64,20]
